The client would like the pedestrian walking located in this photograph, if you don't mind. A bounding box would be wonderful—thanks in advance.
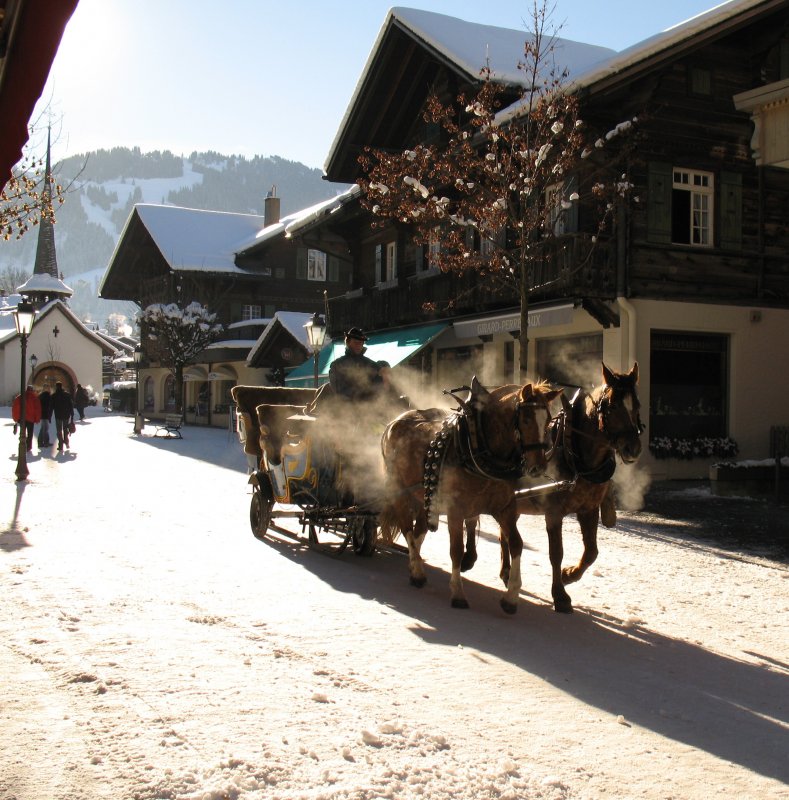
[38,383,53,448]
[51,381,75,451]
[74,383,90,421]
[11,386,42,452]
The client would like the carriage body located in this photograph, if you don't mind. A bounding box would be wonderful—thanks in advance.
[231,384,379,555]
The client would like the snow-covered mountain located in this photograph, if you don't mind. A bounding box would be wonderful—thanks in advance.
[1,147,346,326]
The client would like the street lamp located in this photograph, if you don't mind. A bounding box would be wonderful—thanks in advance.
[29,353,38,374]
[14,299,35,481]
[133,344,143,434]
[303,312,327,388]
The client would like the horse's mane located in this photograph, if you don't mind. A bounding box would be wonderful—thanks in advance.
[495,379,556,404]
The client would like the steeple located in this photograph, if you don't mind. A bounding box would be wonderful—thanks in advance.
[16,125,72,306]
[32,126,58,278]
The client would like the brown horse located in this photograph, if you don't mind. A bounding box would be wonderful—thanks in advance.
[464,362,643,613]
[379,378,561,613]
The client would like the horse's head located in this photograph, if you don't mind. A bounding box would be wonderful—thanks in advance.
[516,382,563,475]
[597,362,643,463]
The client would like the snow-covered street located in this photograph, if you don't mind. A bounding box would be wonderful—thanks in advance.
[1,409,787,800]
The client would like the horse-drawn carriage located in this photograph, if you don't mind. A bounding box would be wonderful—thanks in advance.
[231,362,644,614]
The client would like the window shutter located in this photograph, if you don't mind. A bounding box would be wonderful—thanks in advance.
[414,243,424,272]
[296,247,307,279]
[719,171,742,250]
[565,175,579,233]
[375,244,383,283]
[328,255,339,282]
[647,162,673,243]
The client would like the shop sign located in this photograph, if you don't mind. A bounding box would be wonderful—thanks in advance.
[454,304,574,339]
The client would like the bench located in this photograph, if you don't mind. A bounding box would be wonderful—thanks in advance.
[154,414,184,439]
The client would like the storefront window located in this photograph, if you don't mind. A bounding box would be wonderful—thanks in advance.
[650,332,727,438]
[536,333,603,389]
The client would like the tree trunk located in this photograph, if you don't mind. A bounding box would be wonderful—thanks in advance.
[518,257,530,382]
[174,364,184,413]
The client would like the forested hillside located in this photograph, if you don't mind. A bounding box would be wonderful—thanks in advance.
[1,147,346,325]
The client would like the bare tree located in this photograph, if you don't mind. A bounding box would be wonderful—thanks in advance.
[0,266,30,294]
[139,301,223,413]
[358,0,636,378]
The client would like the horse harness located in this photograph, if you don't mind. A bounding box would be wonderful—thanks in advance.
[549,386,643,485]
[422,387,548,531]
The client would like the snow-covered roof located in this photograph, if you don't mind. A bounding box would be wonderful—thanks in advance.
[497,0,771,123]
[0,298,117,354]
[113,204,266,277]
[235,185,360,255]
[16,272,73,297]
[325,6,616,172]
[204,339,259,350]
[246,311,313,365]
[326,1,771,170]
[227,318,271,330]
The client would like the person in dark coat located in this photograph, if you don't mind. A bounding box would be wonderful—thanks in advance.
[74,383,90,420]
[51,381,75,451]
[38,384,53,448]
[12,386,42,452]
[328,328,382,401]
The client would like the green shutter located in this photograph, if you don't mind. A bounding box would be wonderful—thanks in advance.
[647,162,673,243]
[328,255,339,282]
[296,247,307,279]
[720,171,742,250]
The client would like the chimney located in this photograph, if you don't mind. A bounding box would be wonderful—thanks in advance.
[264,186,280,227]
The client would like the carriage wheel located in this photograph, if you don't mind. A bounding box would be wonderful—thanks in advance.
[249,489,273,541]
[308,521,350,556]
[351,518,377,557]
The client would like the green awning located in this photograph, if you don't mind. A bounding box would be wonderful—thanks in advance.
[285,321,448,388]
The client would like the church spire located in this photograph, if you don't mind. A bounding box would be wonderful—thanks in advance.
[16,125,72,305]
[32,126,58,278]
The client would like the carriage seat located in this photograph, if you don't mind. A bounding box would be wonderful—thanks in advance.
[256,403,315,467]
[230,385,316,457]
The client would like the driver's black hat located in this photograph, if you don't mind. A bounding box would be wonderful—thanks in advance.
[344,327,368,341]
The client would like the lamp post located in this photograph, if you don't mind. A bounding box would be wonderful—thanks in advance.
[14,299,35,481]
[303,312,327,388]
[133,344,143,434]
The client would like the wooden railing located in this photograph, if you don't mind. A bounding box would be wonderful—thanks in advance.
[329,233,615,332]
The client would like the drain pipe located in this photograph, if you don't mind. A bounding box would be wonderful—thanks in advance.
[617,296,637,370]
[615,199,636,370]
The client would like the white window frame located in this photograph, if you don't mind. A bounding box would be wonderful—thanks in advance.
[242,304,261,321]
[385,241,397,281]
[673,168,714,247]
[307,249,327,281]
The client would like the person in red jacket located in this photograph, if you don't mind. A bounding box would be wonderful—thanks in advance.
[12,385,42,452]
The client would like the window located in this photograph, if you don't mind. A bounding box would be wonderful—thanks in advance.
[242,304,261,321]
[428,229,442,268]
[672,169,713,246]
[649,163,739,248]
[689,67,712,96]
[385,241,397,281]
[536,333,603,390]
[650,332,728,439]
[143,376,154,411]
[307,249,327,281]
[375,241,398,284]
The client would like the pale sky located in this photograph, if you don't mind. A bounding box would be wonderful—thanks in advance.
[34,0,725,172]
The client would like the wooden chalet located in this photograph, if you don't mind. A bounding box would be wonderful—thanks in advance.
[100,191,355,426]
[285,1,789,479]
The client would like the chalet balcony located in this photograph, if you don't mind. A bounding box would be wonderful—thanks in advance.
[329,233,616,333]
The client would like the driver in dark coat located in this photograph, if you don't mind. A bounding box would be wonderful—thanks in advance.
[328,327,382,401]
